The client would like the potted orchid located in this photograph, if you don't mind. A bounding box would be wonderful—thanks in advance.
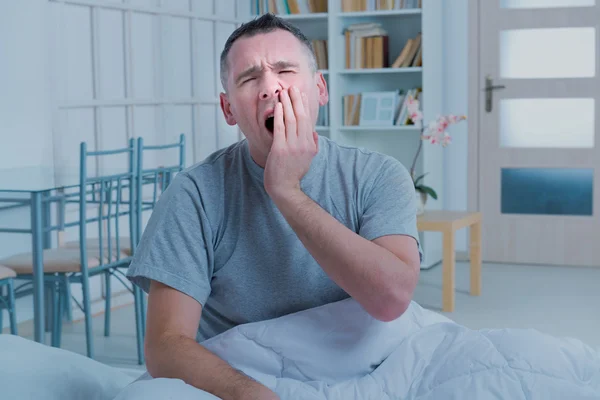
[405,96,466,214]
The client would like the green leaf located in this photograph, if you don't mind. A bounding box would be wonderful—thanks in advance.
[413,172,428,186]
[416,185,438,200]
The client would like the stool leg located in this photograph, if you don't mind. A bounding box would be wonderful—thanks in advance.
[57,280,64,347]
[133,286,145,365]
[470,221,482,296]
[104,271,111,337]
[8,279,18,335]
[63,274,72,322]
[442,230,456,312]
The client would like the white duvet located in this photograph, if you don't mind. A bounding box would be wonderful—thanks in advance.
[1,298,599,399]
[201,298,600,399]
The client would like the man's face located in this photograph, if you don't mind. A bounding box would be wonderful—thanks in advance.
[219,29,329,166]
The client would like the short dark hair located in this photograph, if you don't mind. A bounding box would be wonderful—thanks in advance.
[219,13,317,91]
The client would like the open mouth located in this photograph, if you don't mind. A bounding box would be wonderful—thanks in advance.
[265,115,274,133]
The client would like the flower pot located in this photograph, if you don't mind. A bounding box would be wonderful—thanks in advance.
[415,189,427,215]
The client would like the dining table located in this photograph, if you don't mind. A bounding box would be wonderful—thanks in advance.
[0,166,83,344]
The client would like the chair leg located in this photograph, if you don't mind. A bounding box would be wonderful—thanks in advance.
[56,279,64,347]
[133,286,145,365]
[63,274,72,322]
[51,280,60,347]
[7,279,17,335]
[104,271,111,337]
[81,275,95,359]
[140,291,147,338]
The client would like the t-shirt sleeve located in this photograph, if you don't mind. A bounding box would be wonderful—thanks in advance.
[358,158,423,261]
[126,171,213,306]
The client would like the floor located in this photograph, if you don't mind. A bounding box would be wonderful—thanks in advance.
[7,260,600,369]
[413,260,600,349]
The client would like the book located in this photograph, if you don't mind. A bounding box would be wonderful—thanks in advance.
[344,23,389,69]
[343,0,421,11]
[391,33,422,68]
[253,0,328,15]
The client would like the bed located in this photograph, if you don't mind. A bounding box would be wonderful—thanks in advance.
[1,298,599,399]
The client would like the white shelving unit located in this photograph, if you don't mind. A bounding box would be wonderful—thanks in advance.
[239,1,445,268]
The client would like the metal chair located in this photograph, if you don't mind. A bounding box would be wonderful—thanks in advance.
[52,134,185,364]
[0,139,144,363]
[0,265,17,335]
[131,134,186,356]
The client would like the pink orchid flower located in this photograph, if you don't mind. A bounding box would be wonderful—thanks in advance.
[406,95,467,179]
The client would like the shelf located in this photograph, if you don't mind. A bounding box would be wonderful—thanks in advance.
[339,125,419,132]
[276,12,328,21]
[338,9,422,18]
[339,67,422,75]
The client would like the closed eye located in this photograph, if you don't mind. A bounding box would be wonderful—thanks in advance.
[279,70,293,74]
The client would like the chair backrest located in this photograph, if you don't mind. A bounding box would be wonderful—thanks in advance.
[134,134,186,250]
[77,139,137,272]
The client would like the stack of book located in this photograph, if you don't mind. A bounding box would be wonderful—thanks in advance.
[344,23,389,69]
[342,88,422,127]
[311,40,328,70]
[391,33,422,68]
[342,0,421,12]
[253,0,328,15]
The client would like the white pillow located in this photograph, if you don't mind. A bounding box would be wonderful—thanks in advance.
[0,334,134,400]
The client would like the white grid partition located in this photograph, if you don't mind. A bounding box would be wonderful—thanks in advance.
[49,0,251,171]
[46,0,251,304]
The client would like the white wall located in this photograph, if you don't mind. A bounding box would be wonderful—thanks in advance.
[0,0,55,170]
[0,0,246,325]
[443,0,470,253]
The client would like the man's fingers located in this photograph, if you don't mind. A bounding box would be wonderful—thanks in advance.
[273,102,285,148]
[280,89,297,143]
[289,86,312,145]
[301,92,313,145]
[301,91,309,118]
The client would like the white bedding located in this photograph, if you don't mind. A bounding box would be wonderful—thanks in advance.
[1,298,599,399]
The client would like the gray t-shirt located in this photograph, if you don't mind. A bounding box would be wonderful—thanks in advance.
[126,135,422,342]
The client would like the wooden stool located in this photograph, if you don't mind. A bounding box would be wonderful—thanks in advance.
[417,210,482,312]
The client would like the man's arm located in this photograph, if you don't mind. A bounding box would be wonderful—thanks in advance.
[263,86,420,322]
[144,281,279,400]
[270,190,420,322]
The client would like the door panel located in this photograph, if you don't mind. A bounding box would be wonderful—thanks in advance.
[499,27,596,79]
[499,98,595,148]
[500,0,595,9]
[479,1,600,266]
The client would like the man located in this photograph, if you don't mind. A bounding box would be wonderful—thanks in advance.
[124,13,422,400]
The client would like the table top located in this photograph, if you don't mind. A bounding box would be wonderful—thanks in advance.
[0,166,131,193]
[417,210,482,231]
[0,166,81,193]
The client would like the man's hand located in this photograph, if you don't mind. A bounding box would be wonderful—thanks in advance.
[264,86,318,202]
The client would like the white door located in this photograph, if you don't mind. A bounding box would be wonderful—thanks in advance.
[478,0,600,266]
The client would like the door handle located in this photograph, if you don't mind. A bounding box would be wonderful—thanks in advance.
[483,75,505,112]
